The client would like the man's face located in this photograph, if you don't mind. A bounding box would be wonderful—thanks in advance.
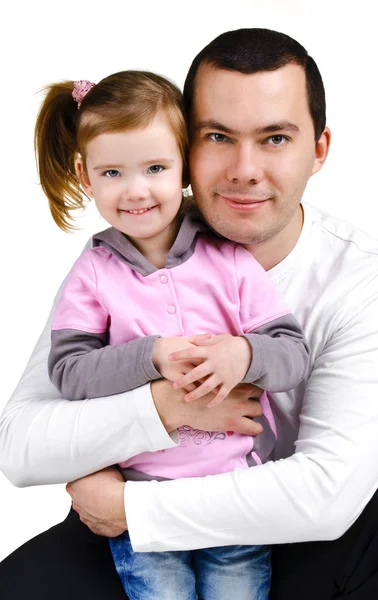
[189,63,328,246]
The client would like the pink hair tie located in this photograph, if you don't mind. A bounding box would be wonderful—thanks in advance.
[72,80,96,109]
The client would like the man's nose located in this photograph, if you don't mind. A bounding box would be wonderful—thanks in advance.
[226,144,264,184]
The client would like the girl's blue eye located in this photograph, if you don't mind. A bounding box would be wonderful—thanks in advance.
[104,170,121,177]
[147,165,164,174]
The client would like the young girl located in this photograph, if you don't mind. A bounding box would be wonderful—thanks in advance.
[35,71,309,600]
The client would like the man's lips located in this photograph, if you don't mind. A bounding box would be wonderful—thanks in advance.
[218,194,270,211]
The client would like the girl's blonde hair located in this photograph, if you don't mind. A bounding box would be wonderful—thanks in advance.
[34,71,189,231]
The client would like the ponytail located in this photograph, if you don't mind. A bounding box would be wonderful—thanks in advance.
[34,82,86,231]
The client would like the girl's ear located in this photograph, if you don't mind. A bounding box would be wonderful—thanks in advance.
[75,155,93,196]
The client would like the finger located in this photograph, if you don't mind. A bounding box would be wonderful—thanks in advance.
[178,359,203,371]
[183,374,221,402]
[188,358,203,366]
[245,398,263,419]
[78,514,94,527]
[72,504,92,522]
[187,332,212,343]
[190,334,231,347]
[237,417,264,436]
[183,383,197,393]
[173,363,213,390]
[206,385,230,408]
[235,383,264,398]
[80,518,109,537]
[169,347,207,362]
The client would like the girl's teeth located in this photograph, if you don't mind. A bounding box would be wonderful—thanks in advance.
[128,208,151,214]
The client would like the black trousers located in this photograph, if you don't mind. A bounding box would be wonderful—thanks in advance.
[270,487,378,598]
[1,489,378,600]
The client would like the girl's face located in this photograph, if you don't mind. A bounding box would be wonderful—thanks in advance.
[76,112,184,247]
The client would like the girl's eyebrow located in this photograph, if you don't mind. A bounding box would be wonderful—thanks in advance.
[93,158,175,171]
[93,163,125,171]
[140,158,175,166]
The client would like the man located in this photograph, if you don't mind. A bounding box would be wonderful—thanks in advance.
[1,28,378,599]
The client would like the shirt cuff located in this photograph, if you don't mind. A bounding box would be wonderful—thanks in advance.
[240,333,263,383]
[140,335,163,382]
[134,383,179,450]
[124,480,158,551]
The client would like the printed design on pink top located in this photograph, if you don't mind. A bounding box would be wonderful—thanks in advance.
[178,426,234,446]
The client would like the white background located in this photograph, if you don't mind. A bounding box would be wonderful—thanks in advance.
[1,0,377,561]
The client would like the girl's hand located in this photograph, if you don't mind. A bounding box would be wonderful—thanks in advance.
[152,334,211,393]
[169,335,252,407]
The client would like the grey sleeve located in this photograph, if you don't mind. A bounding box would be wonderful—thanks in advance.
[241,313,310,391]
[48,329,162,400]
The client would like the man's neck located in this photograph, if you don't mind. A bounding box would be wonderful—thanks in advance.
[244,205,304,271]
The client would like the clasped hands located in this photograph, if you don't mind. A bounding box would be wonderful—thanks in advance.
[152,332,252,406]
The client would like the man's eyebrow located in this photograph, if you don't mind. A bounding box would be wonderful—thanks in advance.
[195,119,300,135]
[255,121,300,134]
[195,120,237,135]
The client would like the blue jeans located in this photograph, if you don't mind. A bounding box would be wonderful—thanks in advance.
[109,533,271,600]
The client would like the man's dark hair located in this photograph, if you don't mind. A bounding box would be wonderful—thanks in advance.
[183,28,326,141]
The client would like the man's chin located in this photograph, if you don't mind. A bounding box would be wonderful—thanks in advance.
[210,223,266,245]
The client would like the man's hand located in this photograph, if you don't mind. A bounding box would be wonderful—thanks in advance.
[66,466,127,537]
[169,334,252,406]
[151,378,264,436]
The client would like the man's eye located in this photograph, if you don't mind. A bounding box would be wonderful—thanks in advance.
[208,133,228,143]
[103,169,121,177]
[267,135,288,146]
[147,165,164,174]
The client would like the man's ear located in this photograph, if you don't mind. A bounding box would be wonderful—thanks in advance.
[75,155,93,196]
[312,127,331,176]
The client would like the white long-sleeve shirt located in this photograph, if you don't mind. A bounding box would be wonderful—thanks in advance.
[1,202,378,551]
